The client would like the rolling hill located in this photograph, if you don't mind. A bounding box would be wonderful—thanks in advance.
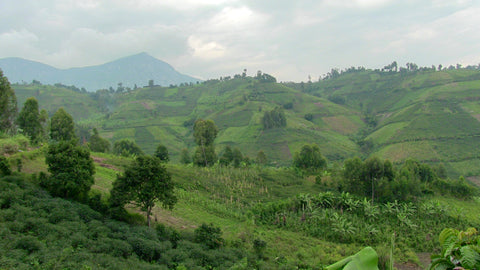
[12,66,480,178]
[0,53,200,91]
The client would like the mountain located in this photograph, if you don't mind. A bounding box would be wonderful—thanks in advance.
[0,53,200,91]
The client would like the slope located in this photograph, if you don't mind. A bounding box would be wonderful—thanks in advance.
[302,67,480,177]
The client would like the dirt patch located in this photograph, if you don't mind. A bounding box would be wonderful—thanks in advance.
[131,101,152,110]
[472,114,480,122]
[395,252,430,270]
[151,208,198,230]
[314,102,324,108]
[92,156,120,171]
[467,176,480,187]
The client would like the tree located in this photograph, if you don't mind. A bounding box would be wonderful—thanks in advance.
[293,144,327,171]
[232,148,243,168]
[110,155,177,227]
[194,223,224,249]
[0,69,17,134]
[154,144,169,163]
[364,156,384,203]
[193,119,218,166]
[262,107,286,129]
[43,140,95,200]
[50,107,76,141]
[219,146,233,166]
[89,128,110,153]
[113,139,144,157]
[17,97,42,143]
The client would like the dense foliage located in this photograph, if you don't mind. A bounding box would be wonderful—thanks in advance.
[429,228,480,270]
[0,69,17,134]
[0,175,245,269]
[43,140,95,200]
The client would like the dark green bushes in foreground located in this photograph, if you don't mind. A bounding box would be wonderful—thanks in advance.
[0,175,245,269]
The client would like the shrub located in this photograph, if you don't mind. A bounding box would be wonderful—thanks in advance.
[194,223,224,249]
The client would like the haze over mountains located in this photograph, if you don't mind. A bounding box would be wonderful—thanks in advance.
[0,53,200,91]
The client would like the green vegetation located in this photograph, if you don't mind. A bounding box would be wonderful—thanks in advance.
[0,69,17,134]
[4,64,480,269]
[43,140,95,200]
[110,155,177,227]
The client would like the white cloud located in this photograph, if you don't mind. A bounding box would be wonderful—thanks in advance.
[187,36,226,60]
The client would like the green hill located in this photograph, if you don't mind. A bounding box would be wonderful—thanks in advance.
[12,67,480,177]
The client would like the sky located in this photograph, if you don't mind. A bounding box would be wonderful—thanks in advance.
[1,0,479,82]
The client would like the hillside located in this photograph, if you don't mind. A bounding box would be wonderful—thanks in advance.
[0,53,200,91]
[12,67,480,178]
[295,67,480,178]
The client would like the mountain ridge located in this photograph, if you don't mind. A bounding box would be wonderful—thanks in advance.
[0,53,200,91]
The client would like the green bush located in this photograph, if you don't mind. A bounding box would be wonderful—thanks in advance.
[13,235,44,254]
[194,223,224,249]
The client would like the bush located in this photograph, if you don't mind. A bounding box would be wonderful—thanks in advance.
[194,223,224,249]
[0,156,11,176]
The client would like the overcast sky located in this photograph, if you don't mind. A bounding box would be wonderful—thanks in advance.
[1,0,479,82]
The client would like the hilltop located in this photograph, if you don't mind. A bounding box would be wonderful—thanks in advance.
[0,53,200,91]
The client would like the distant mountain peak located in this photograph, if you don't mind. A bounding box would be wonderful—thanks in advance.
[0,54,200,91]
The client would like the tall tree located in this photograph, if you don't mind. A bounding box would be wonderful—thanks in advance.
[43,140,95,200]
[293,144,327,171]
[0,69,17,134]
[89,128,110,153]
[110,155,177,227]
[50,107,76,141]
[256,150,267,166]
[17,97,42,143]
[154,144,169,163]
[193,119,218,166]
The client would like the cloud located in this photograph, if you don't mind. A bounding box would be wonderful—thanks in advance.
[1,0,480,81]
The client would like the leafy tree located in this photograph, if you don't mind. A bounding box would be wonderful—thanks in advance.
[180,148,191,164]
[39,109,48,140]
[113,139,144,157]
[256,150,267,166]
[193,119,218,166]
[43,140,95,200]
[0,69,17,134]
[17,97,42,143]
[293,144,327,171]
[364,156,384,203]
[232,147,243,168]
[154,144,169,163]
[262,107,286,129]
[88,128,110,153]
[50,107,76,141]
[219,146,233,166]
[110,155,177,227]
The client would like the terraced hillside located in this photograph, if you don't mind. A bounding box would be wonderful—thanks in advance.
[13,67,480,177]
[301,68,480,177]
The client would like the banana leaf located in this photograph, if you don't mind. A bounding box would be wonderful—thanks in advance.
[326,247,379,270]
